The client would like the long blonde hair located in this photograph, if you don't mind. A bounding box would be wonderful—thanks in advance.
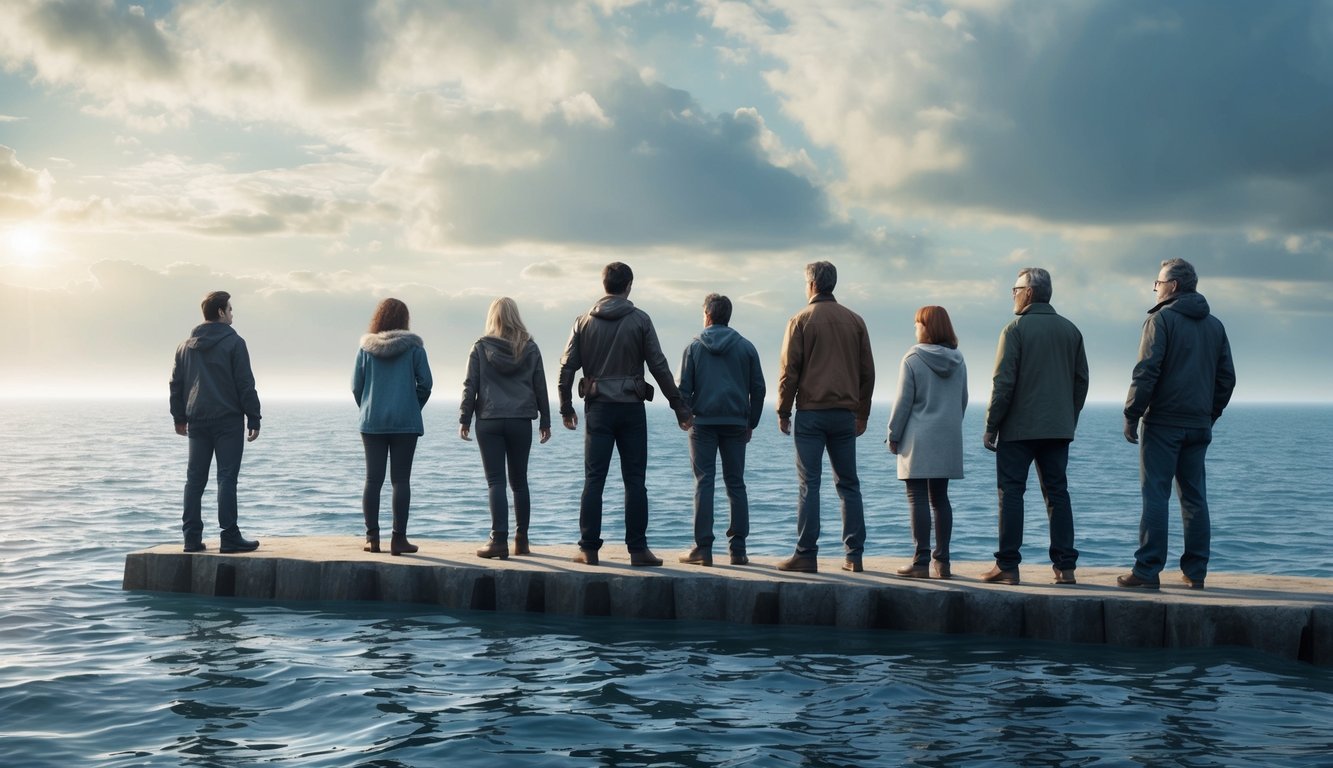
[485,297,530,357]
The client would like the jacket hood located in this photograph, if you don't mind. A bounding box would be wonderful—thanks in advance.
[185,322,237,351]
[360,329,424,358]
[478,335,532,374]
[697,324,740,354]
[910,343,964,377]
[1154,291,1211,320]
[589,295,636,321]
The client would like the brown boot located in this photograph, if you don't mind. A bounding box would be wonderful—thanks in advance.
[513,533,530,556]
[363,536,381,553]
[390,533,418,556]
[476,538,509,559]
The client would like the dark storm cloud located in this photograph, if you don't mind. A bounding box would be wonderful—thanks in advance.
[28,0,178,79]
[429,77,853,250]
[902,1,1333,231]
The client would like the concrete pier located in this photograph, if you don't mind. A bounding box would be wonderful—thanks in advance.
[123,537,1333,666]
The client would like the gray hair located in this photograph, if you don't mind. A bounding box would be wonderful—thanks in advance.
[1160,258,1198,293]
[1018,267,1053,303]
[805,261,837,294]
[702,293,732,325]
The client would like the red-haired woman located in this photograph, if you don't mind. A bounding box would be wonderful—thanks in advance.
[353,298,433,555]
[887,305,967,579]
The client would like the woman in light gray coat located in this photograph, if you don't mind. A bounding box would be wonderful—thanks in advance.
[887,306,967,579]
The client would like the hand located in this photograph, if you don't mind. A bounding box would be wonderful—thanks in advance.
[539,427,552,444]
[563,413,579,430]
[889,441,899,455]
[983,431,998,452]
[1124,419,1139,444]
[175,423,188,437]
[678,415,693,432]
[778,416,791,435]
[855,418,867,437]
[246,428,260,443]
[744,428,753,444]
[459,424,471,441]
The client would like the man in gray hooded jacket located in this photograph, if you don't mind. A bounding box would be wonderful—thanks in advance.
[676,293,765,567]
[169,290,262,554]
[1118,258,1235,590]
[559,262,692,566]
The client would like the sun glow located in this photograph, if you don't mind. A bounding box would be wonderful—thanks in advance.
[5,224,46,266]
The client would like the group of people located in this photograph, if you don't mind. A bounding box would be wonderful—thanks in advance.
[168,257,1235,590]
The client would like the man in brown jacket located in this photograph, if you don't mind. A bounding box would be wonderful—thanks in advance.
[775,261,876,573]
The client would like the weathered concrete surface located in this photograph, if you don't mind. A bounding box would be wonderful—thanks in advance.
[124,537,1333,666]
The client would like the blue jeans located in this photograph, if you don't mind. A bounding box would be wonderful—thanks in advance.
[182,417,245,543]
[579,402,649,553]
[689,424,750,554]
[1134,423,1212,582]
[793,409,865,558]
[476,417,532,538]
[994,438,1078,571]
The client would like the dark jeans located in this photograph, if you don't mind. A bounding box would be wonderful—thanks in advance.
[476,417,533,539]
[793,409,865,558]
[579,402,649,553]
[904,478,952,566]
[994,438,1078,571]
[182,417,245,543]
[1134,423,1212,582]
[362,432,419,536]
[689,424,750,554]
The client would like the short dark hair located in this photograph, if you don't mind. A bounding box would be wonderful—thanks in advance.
[1018,267,1053,303]
[201,291,231,321]
[1160,258,1198,293]
[702,293,732,325]
[805,261,837,294]
[603,262,634,295]
[369,298,410,333]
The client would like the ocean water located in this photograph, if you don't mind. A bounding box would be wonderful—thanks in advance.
[1,400,1331,766]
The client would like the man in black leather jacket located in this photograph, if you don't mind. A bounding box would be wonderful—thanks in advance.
[559,262,692,566]
[1118,259,1236,590]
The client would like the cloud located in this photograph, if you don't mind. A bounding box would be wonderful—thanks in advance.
[707,0,1333,233]
[0,145,53,218]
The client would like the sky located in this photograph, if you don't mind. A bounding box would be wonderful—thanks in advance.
[1,0,1331,404]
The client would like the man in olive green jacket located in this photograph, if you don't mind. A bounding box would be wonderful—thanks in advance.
[981,267,1089,586]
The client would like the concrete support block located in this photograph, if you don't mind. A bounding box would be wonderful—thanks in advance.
[319,562,379,601]
[1165,603,1311,661]
[874,583,965,634]
[494,570,547,613]
[674,577,728,622]
[962,589,1026,638]
[235,558,276,600]
[188,556,222,596]
[435,566,492,610]
[835,585,875,629]
[374,562,434,604]
[541,573,613,617]
[122,553,148,591]
[725,581,780,625]
[274,560,322,601]
[1023,596,1105,645]
[609,576,675,620]
[1311,606,1333,666]
[777,582,837,626]
[1104,599,1166,648]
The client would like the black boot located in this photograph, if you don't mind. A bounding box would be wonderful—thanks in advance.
[363,509,380,553]
[219,528,259,553]
[514,506,530,555]
[363,536,381,553]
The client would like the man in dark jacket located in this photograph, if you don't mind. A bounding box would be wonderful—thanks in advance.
[169,290,262,554]
[982,267,1089,585]
[559,262,692,566]
[1118,259,1236,590]
[677,294,765,567]
[775,261,875,574]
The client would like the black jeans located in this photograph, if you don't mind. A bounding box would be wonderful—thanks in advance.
[689,424,750,554]
[362,432,418,536]
[994,438,1078,571]
[182,417,245,543]
[579,402,649,553]
[475,417,533,539]
[1134,423,1212,581]
[904,478,952,566]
